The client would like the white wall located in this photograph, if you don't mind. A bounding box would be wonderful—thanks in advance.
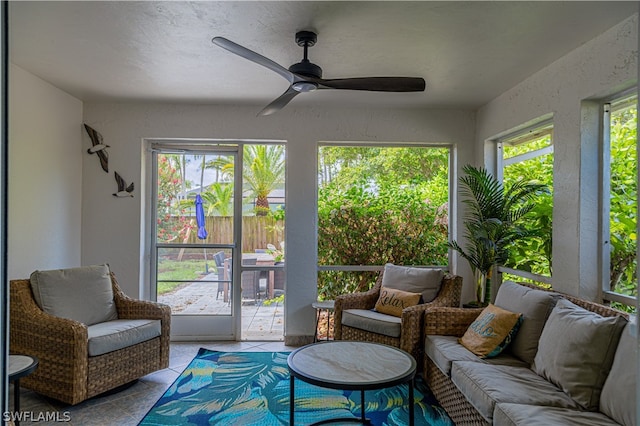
[8,64,83,279]
[81,103,476,341]
[476,14,638,299]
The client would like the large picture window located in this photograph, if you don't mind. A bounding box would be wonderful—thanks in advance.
[603,94,637,309]
[317,145,450,299]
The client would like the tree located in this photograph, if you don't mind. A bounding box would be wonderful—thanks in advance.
[200,182,233,216]
[208,145,285,216]
[449,165,549,303]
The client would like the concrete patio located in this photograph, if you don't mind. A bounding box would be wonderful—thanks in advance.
[158,273,284,341]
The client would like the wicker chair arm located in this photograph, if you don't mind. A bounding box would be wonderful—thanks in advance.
[110,273,171,321]
[334,275,383,340]
[423,306,484,337]
[9,279,89,387]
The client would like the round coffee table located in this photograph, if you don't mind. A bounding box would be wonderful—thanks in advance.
[287,341,416,425]
[9,354,39,425]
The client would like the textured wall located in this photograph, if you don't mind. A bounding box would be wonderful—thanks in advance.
[476,14,638,299]
[8,64,83,279]
[81,103,476,339]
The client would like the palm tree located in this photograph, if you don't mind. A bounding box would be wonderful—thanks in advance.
[208,145,285,216]
[201,182,234,216]
[449,165,548,302]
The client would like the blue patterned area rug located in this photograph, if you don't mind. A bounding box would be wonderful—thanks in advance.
[139,348,453,425]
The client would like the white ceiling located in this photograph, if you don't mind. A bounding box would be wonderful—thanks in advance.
[9,1,639,111]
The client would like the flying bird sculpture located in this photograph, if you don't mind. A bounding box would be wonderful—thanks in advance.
[113,172,134,197]
[84,124,109,173]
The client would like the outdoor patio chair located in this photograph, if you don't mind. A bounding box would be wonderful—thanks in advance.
[9,264,171,405]
[334,265,462,368]
[213,251,226,300]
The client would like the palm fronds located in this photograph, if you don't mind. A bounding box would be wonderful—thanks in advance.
[450,165,549,274]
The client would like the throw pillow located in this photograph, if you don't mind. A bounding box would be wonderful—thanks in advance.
[459,304,523,358]
[494,280,560,364]
[381,264,443,302]
[532,298,628,411]
[374,287,421,317]
[599,321,637,426]
[30,264,118,326]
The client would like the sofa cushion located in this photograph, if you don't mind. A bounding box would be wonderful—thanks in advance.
[533,298,627,411]
[30,264,118,326]
[459,304,523,358]
[341,309,401,338]
[494,281,560,365]
[381,264,443,303]
[87,319,161,356]
[425,335,528,377]
[374,287,421,317]
[599,321,637,426]
[451,361,580,422]
[494,403,619,426]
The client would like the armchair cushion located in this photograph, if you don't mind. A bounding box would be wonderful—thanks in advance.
[342,309,401,338]
[30,264,118,326]
[381,264,443,302]
[87,319,162,356]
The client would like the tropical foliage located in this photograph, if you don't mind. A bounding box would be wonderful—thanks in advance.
[208,145,285,216]
[317,147,449,299]
[449,165,548,302]
[608,103,637,298]
[156,155,193,243]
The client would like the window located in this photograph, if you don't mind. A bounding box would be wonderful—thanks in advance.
[603,94,637,309]
[317,145,450,299]
[497,120,554,279]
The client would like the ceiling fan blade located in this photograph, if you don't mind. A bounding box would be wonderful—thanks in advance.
[212,37,295,84]
[314,77,426,92]
[258,87,300,116]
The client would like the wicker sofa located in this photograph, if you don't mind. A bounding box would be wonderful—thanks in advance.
[10,265,171,405]
[423,280,636,426]
[334,268,462,367]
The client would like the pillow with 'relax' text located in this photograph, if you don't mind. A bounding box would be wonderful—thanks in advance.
[374,287,421,317]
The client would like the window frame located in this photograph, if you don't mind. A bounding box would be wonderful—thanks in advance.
[494,118,554,282]
[600,91,638,308]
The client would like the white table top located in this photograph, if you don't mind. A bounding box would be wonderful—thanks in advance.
[9,355,38,379]
[312,300,335,310]
[288,341,415,388]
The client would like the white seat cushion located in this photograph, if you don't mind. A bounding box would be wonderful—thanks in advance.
[425,335,527,377]
[451,361,580,422]
[341,309,401,338]
[494,403,618,426]
[87,319,161,356]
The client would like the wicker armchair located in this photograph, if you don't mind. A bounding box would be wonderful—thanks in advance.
[334,272,462,366]
[10,271,171,405]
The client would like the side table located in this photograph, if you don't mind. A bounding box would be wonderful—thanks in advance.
[9,354,39,426]
[312,300,335,342]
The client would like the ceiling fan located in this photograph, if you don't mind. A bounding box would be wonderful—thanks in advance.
[212,31,426,116]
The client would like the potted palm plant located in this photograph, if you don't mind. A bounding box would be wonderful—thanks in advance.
[449,165,548,305]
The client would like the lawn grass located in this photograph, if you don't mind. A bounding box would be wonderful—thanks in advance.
[157,258,218,295]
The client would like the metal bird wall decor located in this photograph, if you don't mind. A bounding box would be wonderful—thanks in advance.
[84,124,110,173]
[113,172,134,197]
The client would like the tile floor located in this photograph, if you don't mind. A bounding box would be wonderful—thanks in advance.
[8,341,296,426]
